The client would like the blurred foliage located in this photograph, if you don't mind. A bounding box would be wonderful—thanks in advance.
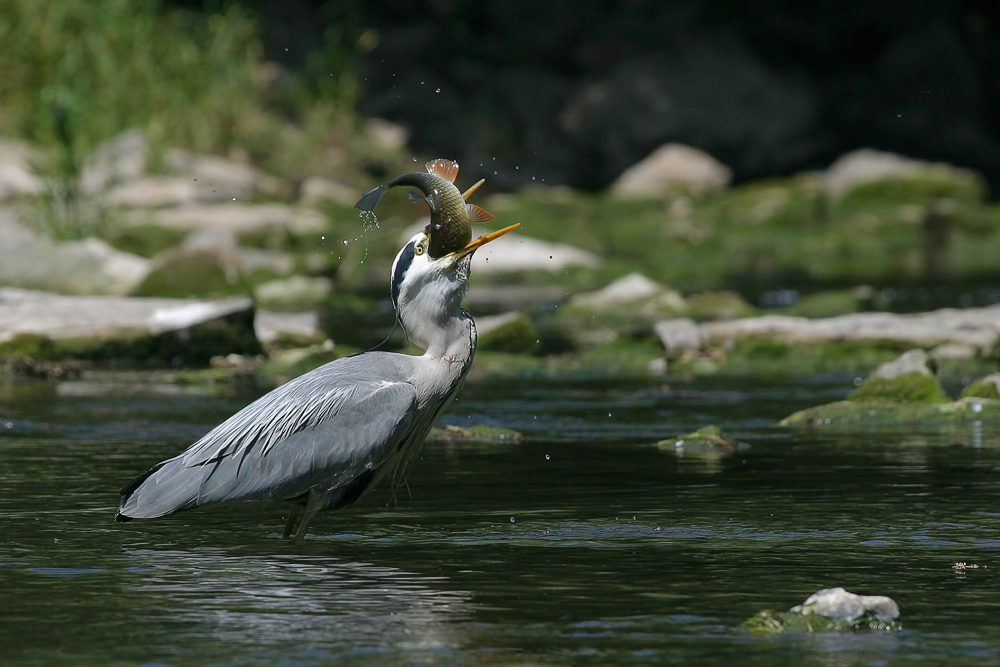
[0,0,368,180]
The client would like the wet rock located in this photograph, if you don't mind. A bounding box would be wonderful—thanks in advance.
[254,310,324,348]
[0,211,149,295]
[654,318,704,357]
[105,176,200,207]
[685,291,757,321]
[745,587,902,634]
[780,396,1000,427]
[657,425,736,458]
[80,129,148,194]
[142,203,326,237]
[134,242,245,299]
[611,143,731,197]
[780,288,871,318]
[0,288,260,365]
[254,276,334,311]
[163,148,271,200]
[702,305,1000,356]
[823,148,983,199]
[791,587,899,622]
[960,373,1000,400]
[569,273,687,318]
[931,342,977,361]
[0,139,44,201]
[427,424,524,444]
[476,312,540,354]
[847,349,948,404]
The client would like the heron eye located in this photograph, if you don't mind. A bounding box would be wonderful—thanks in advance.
[414,244,425,256]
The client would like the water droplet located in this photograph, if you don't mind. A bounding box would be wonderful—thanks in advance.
[510,516,515,523]
[192,178,197,181]
[435,88,441,93]
[608,412,612,417]
[533,415,537,420]
[564,270,569,274]
[232,197,237,201]
[545,454,550,460]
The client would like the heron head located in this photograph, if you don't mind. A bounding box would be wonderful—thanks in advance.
[390,223,520,335]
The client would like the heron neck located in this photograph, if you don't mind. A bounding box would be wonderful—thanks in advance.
[398,277,475,362]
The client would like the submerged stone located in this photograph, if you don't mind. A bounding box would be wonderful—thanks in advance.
[960,373,1000,401]
[657,425,736,457]
[427,424,524,444]
[744,586,901,634]
[847,349,949,404]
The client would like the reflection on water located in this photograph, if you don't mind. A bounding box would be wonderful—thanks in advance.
[124,548,473,660]
[1,375,1000,666]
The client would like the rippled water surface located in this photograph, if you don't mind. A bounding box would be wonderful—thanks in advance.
[1,374,999,666]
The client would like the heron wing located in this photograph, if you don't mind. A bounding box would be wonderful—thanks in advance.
[119,355,420,518]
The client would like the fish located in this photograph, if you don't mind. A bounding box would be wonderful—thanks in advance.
[355,159,495,258]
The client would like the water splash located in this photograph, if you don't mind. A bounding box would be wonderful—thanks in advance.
[333,210,381,264]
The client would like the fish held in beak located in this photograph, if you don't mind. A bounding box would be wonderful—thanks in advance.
[355,159,496,258]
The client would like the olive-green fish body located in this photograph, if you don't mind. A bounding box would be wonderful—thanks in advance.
[355,159,493,258]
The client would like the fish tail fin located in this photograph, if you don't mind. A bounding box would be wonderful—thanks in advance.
[355,184,389,211]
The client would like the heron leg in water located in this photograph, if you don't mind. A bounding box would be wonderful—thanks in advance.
[288,488,335,541]
[281,505,302,540]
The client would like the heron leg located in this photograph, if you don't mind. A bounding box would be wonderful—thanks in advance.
[282,505,302,540]
[293,488,333,541]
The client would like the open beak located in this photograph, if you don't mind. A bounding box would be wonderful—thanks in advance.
[451,223,520,259]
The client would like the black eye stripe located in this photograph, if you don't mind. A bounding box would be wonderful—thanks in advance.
[391,241,417,309]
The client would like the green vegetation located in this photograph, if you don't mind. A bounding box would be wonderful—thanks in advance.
[847,372,950,404]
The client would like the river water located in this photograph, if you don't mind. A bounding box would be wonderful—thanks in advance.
[1,374,998,666]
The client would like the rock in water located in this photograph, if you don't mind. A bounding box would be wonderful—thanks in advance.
[791,587,899,622]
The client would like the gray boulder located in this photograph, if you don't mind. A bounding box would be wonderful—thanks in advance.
[823,148,983,199]
[791,587,899,622]
[0,211,149,295]
[611,143,731,197]
[0,288,260,364]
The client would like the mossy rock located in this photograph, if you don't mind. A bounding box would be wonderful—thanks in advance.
[657,424,735,457]
[257,343,348,385]
[781,289,864,318]
[686,291,757,321]
[477,313,541,354]
[427,424,524,444]
[101,224,188,258]
[134,247,249,298]
[743,610,902,635]
[847,371,949,404]
[961,374,1000,400]
[779,397,1000,426]
[0,334,59,361]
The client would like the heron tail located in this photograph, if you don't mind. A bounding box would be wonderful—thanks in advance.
[115,457,202,521]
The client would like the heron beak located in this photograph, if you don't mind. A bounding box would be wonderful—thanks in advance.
[451,223,520,259]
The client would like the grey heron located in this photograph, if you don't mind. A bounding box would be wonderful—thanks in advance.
[115,159,518,539]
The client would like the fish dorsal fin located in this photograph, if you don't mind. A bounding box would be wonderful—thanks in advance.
[467,204,495,222]
[407,189,425,204]
[425,158,459,183]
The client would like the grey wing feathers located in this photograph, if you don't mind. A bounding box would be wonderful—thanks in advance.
[118,356,418,519]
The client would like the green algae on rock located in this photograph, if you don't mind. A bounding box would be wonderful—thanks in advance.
[657,425,736,457]
[960,373,1000,400]
[427,424,524,444]
[743,609,902,635]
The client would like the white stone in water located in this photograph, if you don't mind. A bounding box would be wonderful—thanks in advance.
[791,587,899,622]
